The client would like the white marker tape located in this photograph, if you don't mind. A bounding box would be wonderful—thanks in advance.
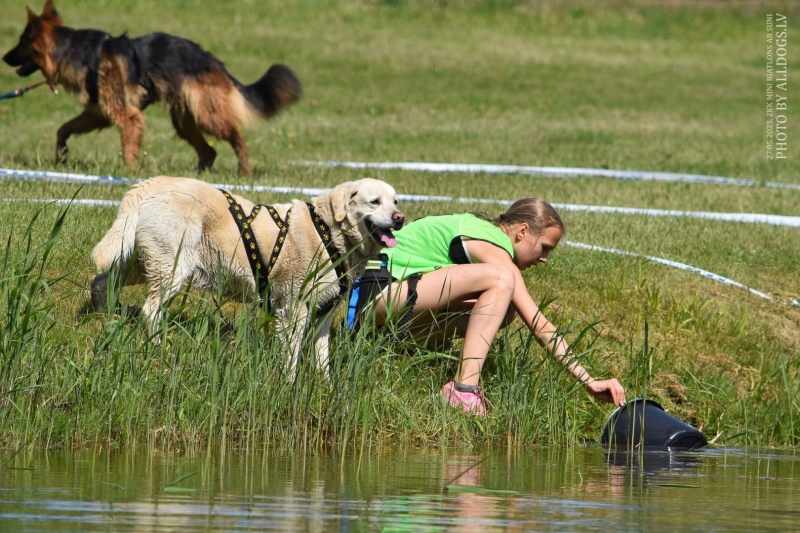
[4,188,798,227]
[0,167,133,185]
[1,198,121,207]
[4,196,795,306]
[6,163,800,191]
[2,166,798,305]
[2,167,799,227]
[396,196,800,228]
[551,204,800,227]
[304,160,800,191]
[564,240,773,301]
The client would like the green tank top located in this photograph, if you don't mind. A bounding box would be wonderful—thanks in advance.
[383,213,515,280]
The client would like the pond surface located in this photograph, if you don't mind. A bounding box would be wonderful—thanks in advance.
[0,445,798,532]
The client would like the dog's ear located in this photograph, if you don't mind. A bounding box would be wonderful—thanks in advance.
[27,6,37,23]
[331,181,356,223]
[41,0,61,24]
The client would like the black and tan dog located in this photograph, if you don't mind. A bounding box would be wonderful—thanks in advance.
[2,0,302,175]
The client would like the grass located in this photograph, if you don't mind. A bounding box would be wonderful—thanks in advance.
[0,0,798,450]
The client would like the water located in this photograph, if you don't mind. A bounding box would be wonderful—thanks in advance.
[0,446,798,532]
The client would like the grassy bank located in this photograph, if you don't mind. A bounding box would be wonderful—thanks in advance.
[0,0,798,449]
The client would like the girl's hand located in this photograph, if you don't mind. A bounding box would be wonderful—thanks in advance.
[586,379,626,407]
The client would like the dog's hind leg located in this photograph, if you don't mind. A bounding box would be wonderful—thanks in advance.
[221,129,251,176]
[231,131,251,176]
[91,261,146,312]
[56,110,111,164]
[140,257,194,332]
[179,74,251,174]
[91,271,116,312]
[197,108,250,175]
[170,108,217,172]
[136,207,202,331]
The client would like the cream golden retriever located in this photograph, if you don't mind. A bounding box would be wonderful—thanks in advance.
[90,176,404,374]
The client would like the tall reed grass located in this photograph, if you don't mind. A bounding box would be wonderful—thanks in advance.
[0,205,610,450]
[1,205,797,450]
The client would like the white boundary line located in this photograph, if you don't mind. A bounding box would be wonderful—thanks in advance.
[5,196,797,306]
[1,198,122,207]
[0,167,134,185]
[552,205,800,227]
[6,162,800,190]
[563,241,773,301]
[4,168,799,227]
[302,161,800,191]
[4,192,799,228]
[394,196,800,228]
[1,166,798,305]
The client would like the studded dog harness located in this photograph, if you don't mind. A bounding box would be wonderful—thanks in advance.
[305,202,349,317]
[220,190,349,316]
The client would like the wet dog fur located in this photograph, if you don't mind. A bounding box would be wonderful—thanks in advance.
[90,177,404,375]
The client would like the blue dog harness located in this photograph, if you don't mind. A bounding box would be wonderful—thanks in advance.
[347,254,420,334]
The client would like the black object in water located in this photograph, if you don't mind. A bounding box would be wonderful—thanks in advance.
[601,398,708,450]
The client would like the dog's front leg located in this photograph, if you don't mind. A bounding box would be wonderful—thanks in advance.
[277,304,310,381]
[56,111,111,164]
[312,314,333,380]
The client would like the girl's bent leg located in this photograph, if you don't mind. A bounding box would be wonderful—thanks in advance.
[373,264,516,386]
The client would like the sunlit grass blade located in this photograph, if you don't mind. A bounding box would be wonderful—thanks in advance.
[445,485,520,495]
[165,470,201,488]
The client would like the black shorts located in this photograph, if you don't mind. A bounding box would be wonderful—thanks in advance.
[346,254,420,331]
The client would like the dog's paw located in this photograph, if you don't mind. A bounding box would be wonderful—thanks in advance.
[55,146,69,164]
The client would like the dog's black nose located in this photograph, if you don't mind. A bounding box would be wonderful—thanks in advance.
[392,212,405,228]
[3,48,22,66]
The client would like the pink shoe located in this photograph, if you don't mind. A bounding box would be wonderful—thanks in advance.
[442,380,486,416]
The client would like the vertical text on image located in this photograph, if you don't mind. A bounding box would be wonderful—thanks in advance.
[767,14,774,158]
[775,14,788,159]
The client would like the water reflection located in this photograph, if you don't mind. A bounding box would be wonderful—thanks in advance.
[0,446,798,531]
[605,448,705,472]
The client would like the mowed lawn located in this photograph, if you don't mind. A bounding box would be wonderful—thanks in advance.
[0,0,798,447]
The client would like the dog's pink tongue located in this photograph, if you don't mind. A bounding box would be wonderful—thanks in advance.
[380,234,397,248]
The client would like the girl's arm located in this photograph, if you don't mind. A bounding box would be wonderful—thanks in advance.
[466,240,627,406]
[526,301,627,406]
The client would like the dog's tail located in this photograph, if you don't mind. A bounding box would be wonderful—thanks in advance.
[237,64,302,121]
[91,180,151,271]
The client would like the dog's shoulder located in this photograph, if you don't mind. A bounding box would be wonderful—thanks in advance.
[305,193,337,228]
[53,28,110,71]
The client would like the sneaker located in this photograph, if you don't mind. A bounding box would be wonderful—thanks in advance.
[441,380,486,416]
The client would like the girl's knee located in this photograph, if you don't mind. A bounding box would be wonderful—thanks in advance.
[492,265,516,294]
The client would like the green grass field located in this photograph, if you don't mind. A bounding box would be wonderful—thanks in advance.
[0,0,798,450]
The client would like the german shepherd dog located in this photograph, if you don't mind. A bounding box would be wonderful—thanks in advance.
[2,0,302,175]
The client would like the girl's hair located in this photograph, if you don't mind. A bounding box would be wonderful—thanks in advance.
[491,198,564,234]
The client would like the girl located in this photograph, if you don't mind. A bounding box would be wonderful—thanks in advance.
[346,198,626,415]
